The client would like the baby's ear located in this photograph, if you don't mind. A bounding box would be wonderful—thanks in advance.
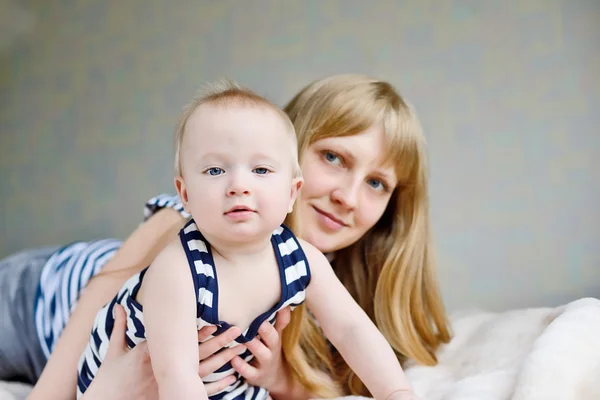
[174,176,191,212]
[288,177,304,213]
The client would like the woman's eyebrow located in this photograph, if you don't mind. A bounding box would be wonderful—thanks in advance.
[373,169,397,185]
[330,144,356,164]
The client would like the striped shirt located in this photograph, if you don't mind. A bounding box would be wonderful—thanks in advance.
[33,194,189,358]
[77,219,311,400]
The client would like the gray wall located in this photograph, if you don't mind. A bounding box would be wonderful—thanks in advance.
[1,0,598,312]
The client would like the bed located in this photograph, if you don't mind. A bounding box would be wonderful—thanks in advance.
[2,297,599,400]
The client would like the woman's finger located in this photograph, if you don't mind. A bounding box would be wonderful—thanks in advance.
[197,325,218,343]
[198,326,242,360]
[255,307,289,351]
[273,307,291,334]
[256,319,282,351]
[245,337,272,365]
[204,375,238,395]
[105,304,128,360]
[231,355,259,381]
[198,345,247,378]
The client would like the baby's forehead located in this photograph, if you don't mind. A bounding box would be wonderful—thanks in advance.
[188,103,295,145]
[190,102,282,124]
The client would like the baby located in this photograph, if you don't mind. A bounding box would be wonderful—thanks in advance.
[77,82,417,400]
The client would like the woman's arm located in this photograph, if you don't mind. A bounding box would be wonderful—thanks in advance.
[29,208,186,400]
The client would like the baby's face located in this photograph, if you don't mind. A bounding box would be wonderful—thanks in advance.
[177,104,300,245]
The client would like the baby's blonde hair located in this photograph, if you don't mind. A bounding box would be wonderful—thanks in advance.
[173,80,299,177]
[281,74,452,397]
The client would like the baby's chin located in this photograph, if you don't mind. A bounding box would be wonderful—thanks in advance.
[207,224,275,243]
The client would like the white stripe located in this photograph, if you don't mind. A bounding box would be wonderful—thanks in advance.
[68,243,106,313]
[184,222,198,234]
[44,252,71,346]
[284,260,307,285]
[244,385,255,400]
[92,306,112,372]
[194,260,214,278]
[38,251,56,290]
[224,382,248,399]
[198,287,213,308]
[86,250,116,285]
[38,274,57,348]
[79,241,120,289]
[256,387,269,400]
[69,244,100,307]
[126,308,146,346]
[187,238,208,253]
[278,237,298,257]
[35,298,50,358]
[58,248,85,338]
[38,251,64,320]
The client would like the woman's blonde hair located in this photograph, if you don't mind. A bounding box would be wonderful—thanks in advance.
[280,74,452,397]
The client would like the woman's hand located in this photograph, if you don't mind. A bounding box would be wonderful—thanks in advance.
[82,305,244,400]
[81,305,156,400]
[230,307,292,392]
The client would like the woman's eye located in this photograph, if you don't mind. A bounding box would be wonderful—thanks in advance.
[253,167,269,175]
[367,179,386,191]
[323,151,341,165]
[206,167,224,176]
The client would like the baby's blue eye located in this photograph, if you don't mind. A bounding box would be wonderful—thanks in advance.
[207,167,223,176]
[253,167,269,175]
[324,152,340,164]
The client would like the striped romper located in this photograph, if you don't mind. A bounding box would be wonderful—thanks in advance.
[77,219,311,400]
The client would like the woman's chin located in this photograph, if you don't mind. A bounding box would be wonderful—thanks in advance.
[302,229,344,255]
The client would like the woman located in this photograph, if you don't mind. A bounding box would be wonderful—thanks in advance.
[3,74,450,399]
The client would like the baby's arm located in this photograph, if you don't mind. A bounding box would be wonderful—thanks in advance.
[138,238,207,400]
[301,240,414,400]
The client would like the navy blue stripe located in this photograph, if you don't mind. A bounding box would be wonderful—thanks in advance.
[180,223,202,318]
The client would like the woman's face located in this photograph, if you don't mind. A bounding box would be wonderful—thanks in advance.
[297,124,398,253]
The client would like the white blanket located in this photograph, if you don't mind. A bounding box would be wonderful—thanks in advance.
[2,298,599,400]
[402,297,600,400]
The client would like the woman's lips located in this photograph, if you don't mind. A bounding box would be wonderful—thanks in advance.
[312,206,347,231]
